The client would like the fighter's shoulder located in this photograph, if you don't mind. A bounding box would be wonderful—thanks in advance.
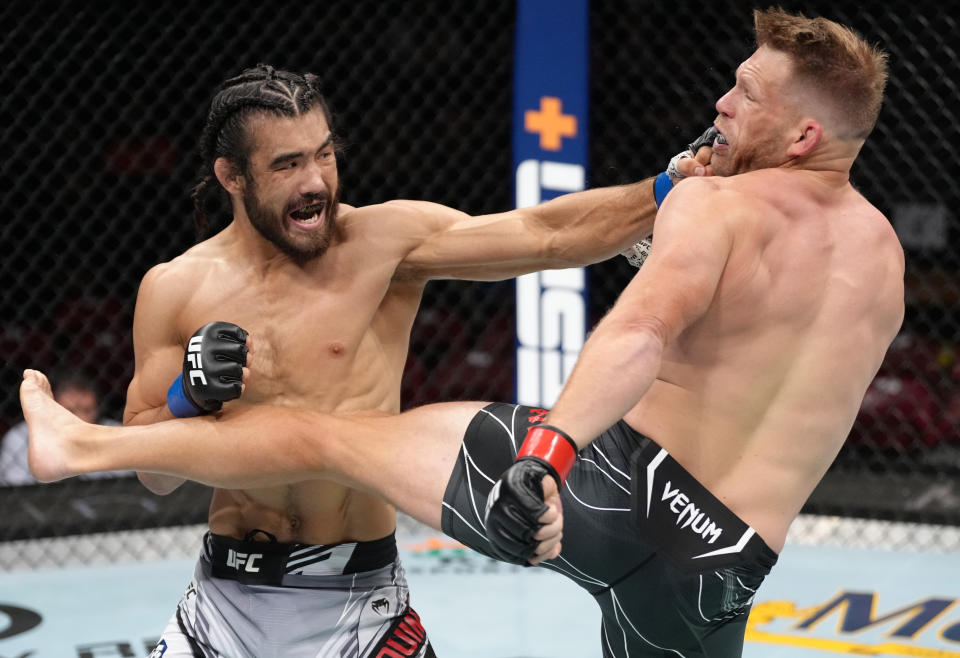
[346,199,456,225]
[850,202,905,337]
[859,201,905,273]
[860,199,901,246]
[342,200,460,247]
[660,174,769,231]
[673,172,770,204]
[136,243,219,306]
[143,244,204,280]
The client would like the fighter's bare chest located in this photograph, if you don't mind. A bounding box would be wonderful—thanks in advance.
[179,282,387,403]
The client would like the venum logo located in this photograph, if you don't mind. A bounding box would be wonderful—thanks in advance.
[187,335,206,386]
[372,598,390,616]
[226,549,262,573]
[661,480,723,544]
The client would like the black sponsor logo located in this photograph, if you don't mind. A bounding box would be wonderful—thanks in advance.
[0,603,42,641]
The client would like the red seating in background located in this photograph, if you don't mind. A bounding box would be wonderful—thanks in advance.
[851,373,939,449]
[849,330,952,450]
[54,295,134,405]
[402,306,514,408]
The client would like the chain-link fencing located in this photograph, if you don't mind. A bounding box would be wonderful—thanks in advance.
[588,0,960,532]
[1,0,957,568]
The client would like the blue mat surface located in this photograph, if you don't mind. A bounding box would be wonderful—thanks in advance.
[1,535,958,657]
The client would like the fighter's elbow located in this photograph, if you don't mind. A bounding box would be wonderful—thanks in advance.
[605,313,670,349]
[137,471,184,495]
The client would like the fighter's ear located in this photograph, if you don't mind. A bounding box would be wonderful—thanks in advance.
[213,157,245,196]
[787,119,822,158]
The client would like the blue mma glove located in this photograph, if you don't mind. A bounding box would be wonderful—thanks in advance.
[167,321,248,417]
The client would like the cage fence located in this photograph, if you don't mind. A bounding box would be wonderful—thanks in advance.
[1,0,957,569]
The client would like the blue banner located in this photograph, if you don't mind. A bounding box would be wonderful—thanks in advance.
[513,0,589,407]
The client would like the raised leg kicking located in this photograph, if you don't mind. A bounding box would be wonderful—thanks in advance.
[21,369,564,562]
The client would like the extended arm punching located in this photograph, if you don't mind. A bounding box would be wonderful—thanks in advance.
[395,128,717,282]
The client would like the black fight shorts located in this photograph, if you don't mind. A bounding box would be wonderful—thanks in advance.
[441,403,778,658]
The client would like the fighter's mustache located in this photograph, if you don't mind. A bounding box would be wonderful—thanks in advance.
[287,194,329,209]
[285,194,331,218]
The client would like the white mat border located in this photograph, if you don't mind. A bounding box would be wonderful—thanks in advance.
[3,514,959,572]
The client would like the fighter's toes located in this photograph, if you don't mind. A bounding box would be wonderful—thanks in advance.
[22,369,53,396]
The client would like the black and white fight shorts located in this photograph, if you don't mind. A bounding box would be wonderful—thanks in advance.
[441,403,778,658]
[148,531,435,658]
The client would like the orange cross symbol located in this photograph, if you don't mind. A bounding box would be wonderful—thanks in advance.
[525,96,577,151]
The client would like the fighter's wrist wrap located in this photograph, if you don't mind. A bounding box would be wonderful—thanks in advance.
[621,239,652,268]
[517,424,579,485]
[167,373,204,418]
[653,171,674,207]
[654,126,718,208]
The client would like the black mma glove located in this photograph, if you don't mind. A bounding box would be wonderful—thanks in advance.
[166,321,249,417]
[483,424,578,565]
[687,125,720,158]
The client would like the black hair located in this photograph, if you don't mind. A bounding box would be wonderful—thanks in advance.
[190,64,335,239]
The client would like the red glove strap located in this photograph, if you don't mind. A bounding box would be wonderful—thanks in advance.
[518,425,578,483]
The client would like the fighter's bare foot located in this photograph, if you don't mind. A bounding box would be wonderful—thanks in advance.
[20,369,86,482]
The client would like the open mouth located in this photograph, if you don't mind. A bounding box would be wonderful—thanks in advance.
[288,201,326,226]
[714,131,729,148]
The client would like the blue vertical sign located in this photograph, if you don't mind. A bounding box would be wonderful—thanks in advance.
[513,0,589,407]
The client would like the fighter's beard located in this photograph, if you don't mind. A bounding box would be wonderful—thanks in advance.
[244,190,339,264]
[724,127,793,175]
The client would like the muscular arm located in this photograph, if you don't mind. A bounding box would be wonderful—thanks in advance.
[124,263,190,494]
[544,178,738,446]
[393,177,660,281]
